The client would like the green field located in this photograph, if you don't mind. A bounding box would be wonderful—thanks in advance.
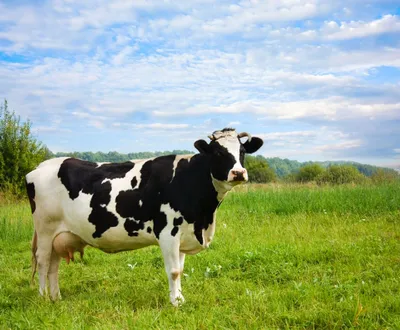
[1,183,399,329]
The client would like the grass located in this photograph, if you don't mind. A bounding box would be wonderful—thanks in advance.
[0,183,399,329]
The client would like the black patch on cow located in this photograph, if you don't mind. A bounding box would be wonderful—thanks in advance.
[153,212,168,239]
[116,190,140,218]
[90,181,112,207]
[26,181,36,213]
[160,155,219,245]
[194,222,204,245]
[171,217,183,237]
[115,156,175,239]
[88,180,119,238]
[89,205,119,238]
[138,160,153,189]
[173,217,183,226]
[147,227,152,234]
[124,218,145,237]
[171,226,179,237]
[131,176,138,188]
[57,158,135,238]
[58,159,135,199]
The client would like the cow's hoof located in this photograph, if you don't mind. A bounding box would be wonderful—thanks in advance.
[50,291,62,301]
[170,294,185,307]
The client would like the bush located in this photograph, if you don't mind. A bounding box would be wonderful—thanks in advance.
[0,100,48,195]
[245,155,276,183]
[316,165,365,185]
[296,164,325,182]
[370,169,400,184]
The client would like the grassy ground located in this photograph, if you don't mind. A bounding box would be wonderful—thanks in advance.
[0,183,399,329]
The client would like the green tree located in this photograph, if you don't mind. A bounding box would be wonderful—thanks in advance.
[317,165,365,185]
[245,155,276,183]
[0,100,47,194]
[296,164,325,182]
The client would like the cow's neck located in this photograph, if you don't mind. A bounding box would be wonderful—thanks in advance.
[188,154,234,212]
[211,175,234,202]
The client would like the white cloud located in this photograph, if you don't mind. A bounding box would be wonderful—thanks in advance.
[201,1,320,34]
[266,15,400,42]
[32,125,72,134]
[256,131,317,141]
[89,120,105,129]
[315,139,362,151]
[111,45,138,66]
[227,121,241,126]
[258,127,364,161]
[323,15,400,40]
[113,123,190,130]
[153,97,400,121]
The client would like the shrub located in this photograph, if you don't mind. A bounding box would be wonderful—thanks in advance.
[245,155,276,183]
[296,164,325,182]
[317,165,365,185]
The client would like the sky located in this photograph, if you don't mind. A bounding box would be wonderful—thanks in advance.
[0,0,399,169]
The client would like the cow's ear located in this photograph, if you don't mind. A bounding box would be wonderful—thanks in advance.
[243,137,263,154]
[194,139,212,154]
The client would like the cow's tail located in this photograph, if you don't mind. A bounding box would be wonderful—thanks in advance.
[31,230,38,285]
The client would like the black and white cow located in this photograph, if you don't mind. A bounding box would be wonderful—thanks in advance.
[26,128,263,306]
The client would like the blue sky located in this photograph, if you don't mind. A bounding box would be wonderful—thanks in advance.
[0,0,399,169]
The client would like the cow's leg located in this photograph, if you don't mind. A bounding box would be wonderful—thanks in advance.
[178,252,186,294]
[159,234,185,306]
[48,249,62,301]
[35,235,53,297]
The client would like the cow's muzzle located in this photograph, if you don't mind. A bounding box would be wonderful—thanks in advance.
[229,169,248,182]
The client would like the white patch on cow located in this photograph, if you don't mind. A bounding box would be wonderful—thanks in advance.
[211,174,234,201]
[139,200,143,207]
[160,203,182,227]
[159,203,205,254]
[214,131,248,182]
[170,154,193,182]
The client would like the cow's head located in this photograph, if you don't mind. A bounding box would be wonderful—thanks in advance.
[194,128,263,185]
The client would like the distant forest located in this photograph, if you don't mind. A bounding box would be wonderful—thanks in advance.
[52,150,398,178]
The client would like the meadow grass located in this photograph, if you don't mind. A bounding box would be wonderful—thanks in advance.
[0,183,399,329]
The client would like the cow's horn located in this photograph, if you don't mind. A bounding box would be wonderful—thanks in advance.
[238,132,252,141]
[208,134,215,140]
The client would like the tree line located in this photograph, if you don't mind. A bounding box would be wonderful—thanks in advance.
[0,99,398,196]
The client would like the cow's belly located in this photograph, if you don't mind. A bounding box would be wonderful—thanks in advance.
[65,220,157,252]
[61,198,157,252]
[60,198,216,254]
[87,224,157,252]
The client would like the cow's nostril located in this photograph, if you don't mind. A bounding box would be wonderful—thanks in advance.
[231,169,246,181]
[232,169,246,176]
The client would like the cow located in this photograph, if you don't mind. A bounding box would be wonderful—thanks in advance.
[26,128,263,306]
